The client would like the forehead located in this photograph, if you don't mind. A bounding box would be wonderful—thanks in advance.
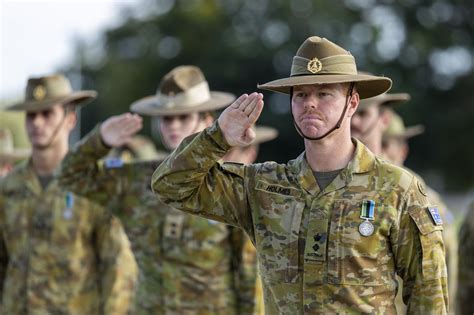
[26,103,64,115]
[293,83,346,92]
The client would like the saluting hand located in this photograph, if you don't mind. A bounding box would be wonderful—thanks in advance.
[100,113,143,147]
[218,92,264,147]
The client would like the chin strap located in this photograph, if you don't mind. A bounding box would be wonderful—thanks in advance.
[291,82,355,141]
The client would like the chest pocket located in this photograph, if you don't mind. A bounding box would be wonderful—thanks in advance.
[326,200,396,286]
[162,209,230,269]
[254,181,304,283]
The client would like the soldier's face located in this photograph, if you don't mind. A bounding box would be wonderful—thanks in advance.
[382,137,408,166]
[25,104,76,150]
[350,104,380,141]
[159,113,212,150]
[291,83,351,139]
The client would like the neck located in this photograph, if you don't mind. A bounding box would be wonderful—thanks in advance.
[304,128,355,172]
[31,140,68,176]
[361,134,382,155]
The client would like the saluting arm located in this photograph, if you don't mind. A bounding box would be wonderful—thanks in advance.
[58,113,143,205]
[152,93,264,232]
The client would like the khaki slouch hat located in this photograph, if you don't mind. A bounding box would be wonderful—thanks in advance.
[131,65,235,116]
[8,74,97,112]
[258,36,392,99]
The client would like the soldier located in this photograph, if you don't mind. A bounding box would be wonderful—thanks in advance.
[152,36,448,313]
[0,74,137,314]
[457,201,474,314]
[59,65,260,314]
[351,92,410,155]
[382,111,458,313]
[0,127,30,177]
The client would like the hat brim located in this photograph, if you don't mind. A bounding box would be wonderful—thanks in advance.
[258,74,392,99]
[384,125,425,140]
[7,91,97,112]
[0,148,31,162]
[254,126,278,144]
[358,93,411,110]
[130,91,235,116]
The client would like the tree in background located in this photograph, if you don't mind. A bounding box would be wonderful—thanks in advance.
[61,0,473,191]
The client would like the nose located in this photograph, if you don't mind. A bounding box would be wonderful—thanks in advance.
[303,94,318,110]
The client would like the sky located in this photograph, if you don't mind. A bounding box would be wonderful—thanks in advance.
[0,0,132,103]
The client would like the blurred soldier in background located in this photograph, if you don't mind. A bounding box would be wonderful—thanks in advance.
[152,36,447,313]
[0,74,137,314]
[59,65,261,314]
[0,127,30,177]
[457,200,474,314]
[382,111,458,313]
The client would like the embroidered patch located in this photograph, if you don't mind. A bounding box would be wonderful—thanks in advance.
[428,207,443,225]
[104,157,124,169]
[417,181,427,196]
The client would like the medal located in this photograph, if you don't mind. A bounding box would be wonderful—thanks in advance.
[63,192,74,220]
[359,199,375,237]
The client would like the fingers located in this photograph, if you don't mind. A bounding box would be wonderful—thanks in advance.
[247,94,264,124]
[230,94,249,109]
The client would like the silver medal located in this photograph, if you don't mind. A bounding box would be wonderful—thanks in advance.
[359,220,374,237]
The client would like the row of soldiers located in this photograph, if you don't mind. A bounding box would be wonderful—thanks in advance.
[0,35,472,314]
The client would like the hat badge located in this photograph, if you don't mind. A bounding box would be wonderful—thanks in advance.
[307,57,322,74]
[33,85,47,100]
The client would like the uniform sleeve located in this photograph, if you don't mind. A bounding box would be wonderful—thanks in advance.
[392,178,448,314]
[152,121,255,239]
[93,205,138,314]
[58,125,122,206]
[457,203,474,315]
[229,227,258,315]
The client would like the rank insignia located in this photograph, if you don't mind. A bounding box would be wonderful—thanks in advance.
[428,207,443,225]
[359,199,375,237]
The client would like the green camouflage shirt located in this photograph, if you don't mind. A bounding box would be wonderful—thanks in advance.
[457,201,474,314]
[59,126,258,315]
[0,160,137,314]
[152,121,449,314]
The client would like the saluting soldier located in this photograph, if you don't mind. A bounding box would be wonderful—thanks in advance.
[59,66,261,314]
[0,74,138,314]
[152,36,448,314]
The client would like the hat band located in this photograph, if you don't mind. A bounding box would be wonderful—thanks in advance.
[155,81,211,109]
[291,55,357,76]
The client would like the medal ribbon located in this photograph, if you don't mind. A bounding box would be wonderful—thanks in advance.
[360,200,375,220]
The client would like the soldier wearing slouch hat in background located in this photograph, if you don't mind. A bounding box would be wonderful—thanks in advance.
[152,36,448,314]
[59,65,262,314]
[0,74,137,314]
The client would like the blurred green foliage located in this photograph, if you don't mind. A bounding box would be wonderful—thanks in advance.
[62,0,474,191]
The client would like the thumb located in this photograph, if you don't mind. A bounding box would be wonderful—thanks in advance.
[243,127,256,143]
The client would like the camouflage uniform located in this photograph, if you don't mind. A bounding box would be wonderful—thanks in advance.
[0,160,137,314]
[59,126,258,315]
[457,201,474,314]
[152,122,449,314]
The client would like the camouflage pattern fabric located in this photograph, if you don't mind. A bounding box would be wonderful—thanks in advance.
[152,121,449,314]
[393,173,457,314]
[0,160,137,314]
[58,126,258,315]
[457,201,474,315]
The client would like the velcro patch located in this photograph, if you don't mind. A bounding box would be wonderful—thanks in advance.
[104,158,124,169]
[428,207,443,225]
